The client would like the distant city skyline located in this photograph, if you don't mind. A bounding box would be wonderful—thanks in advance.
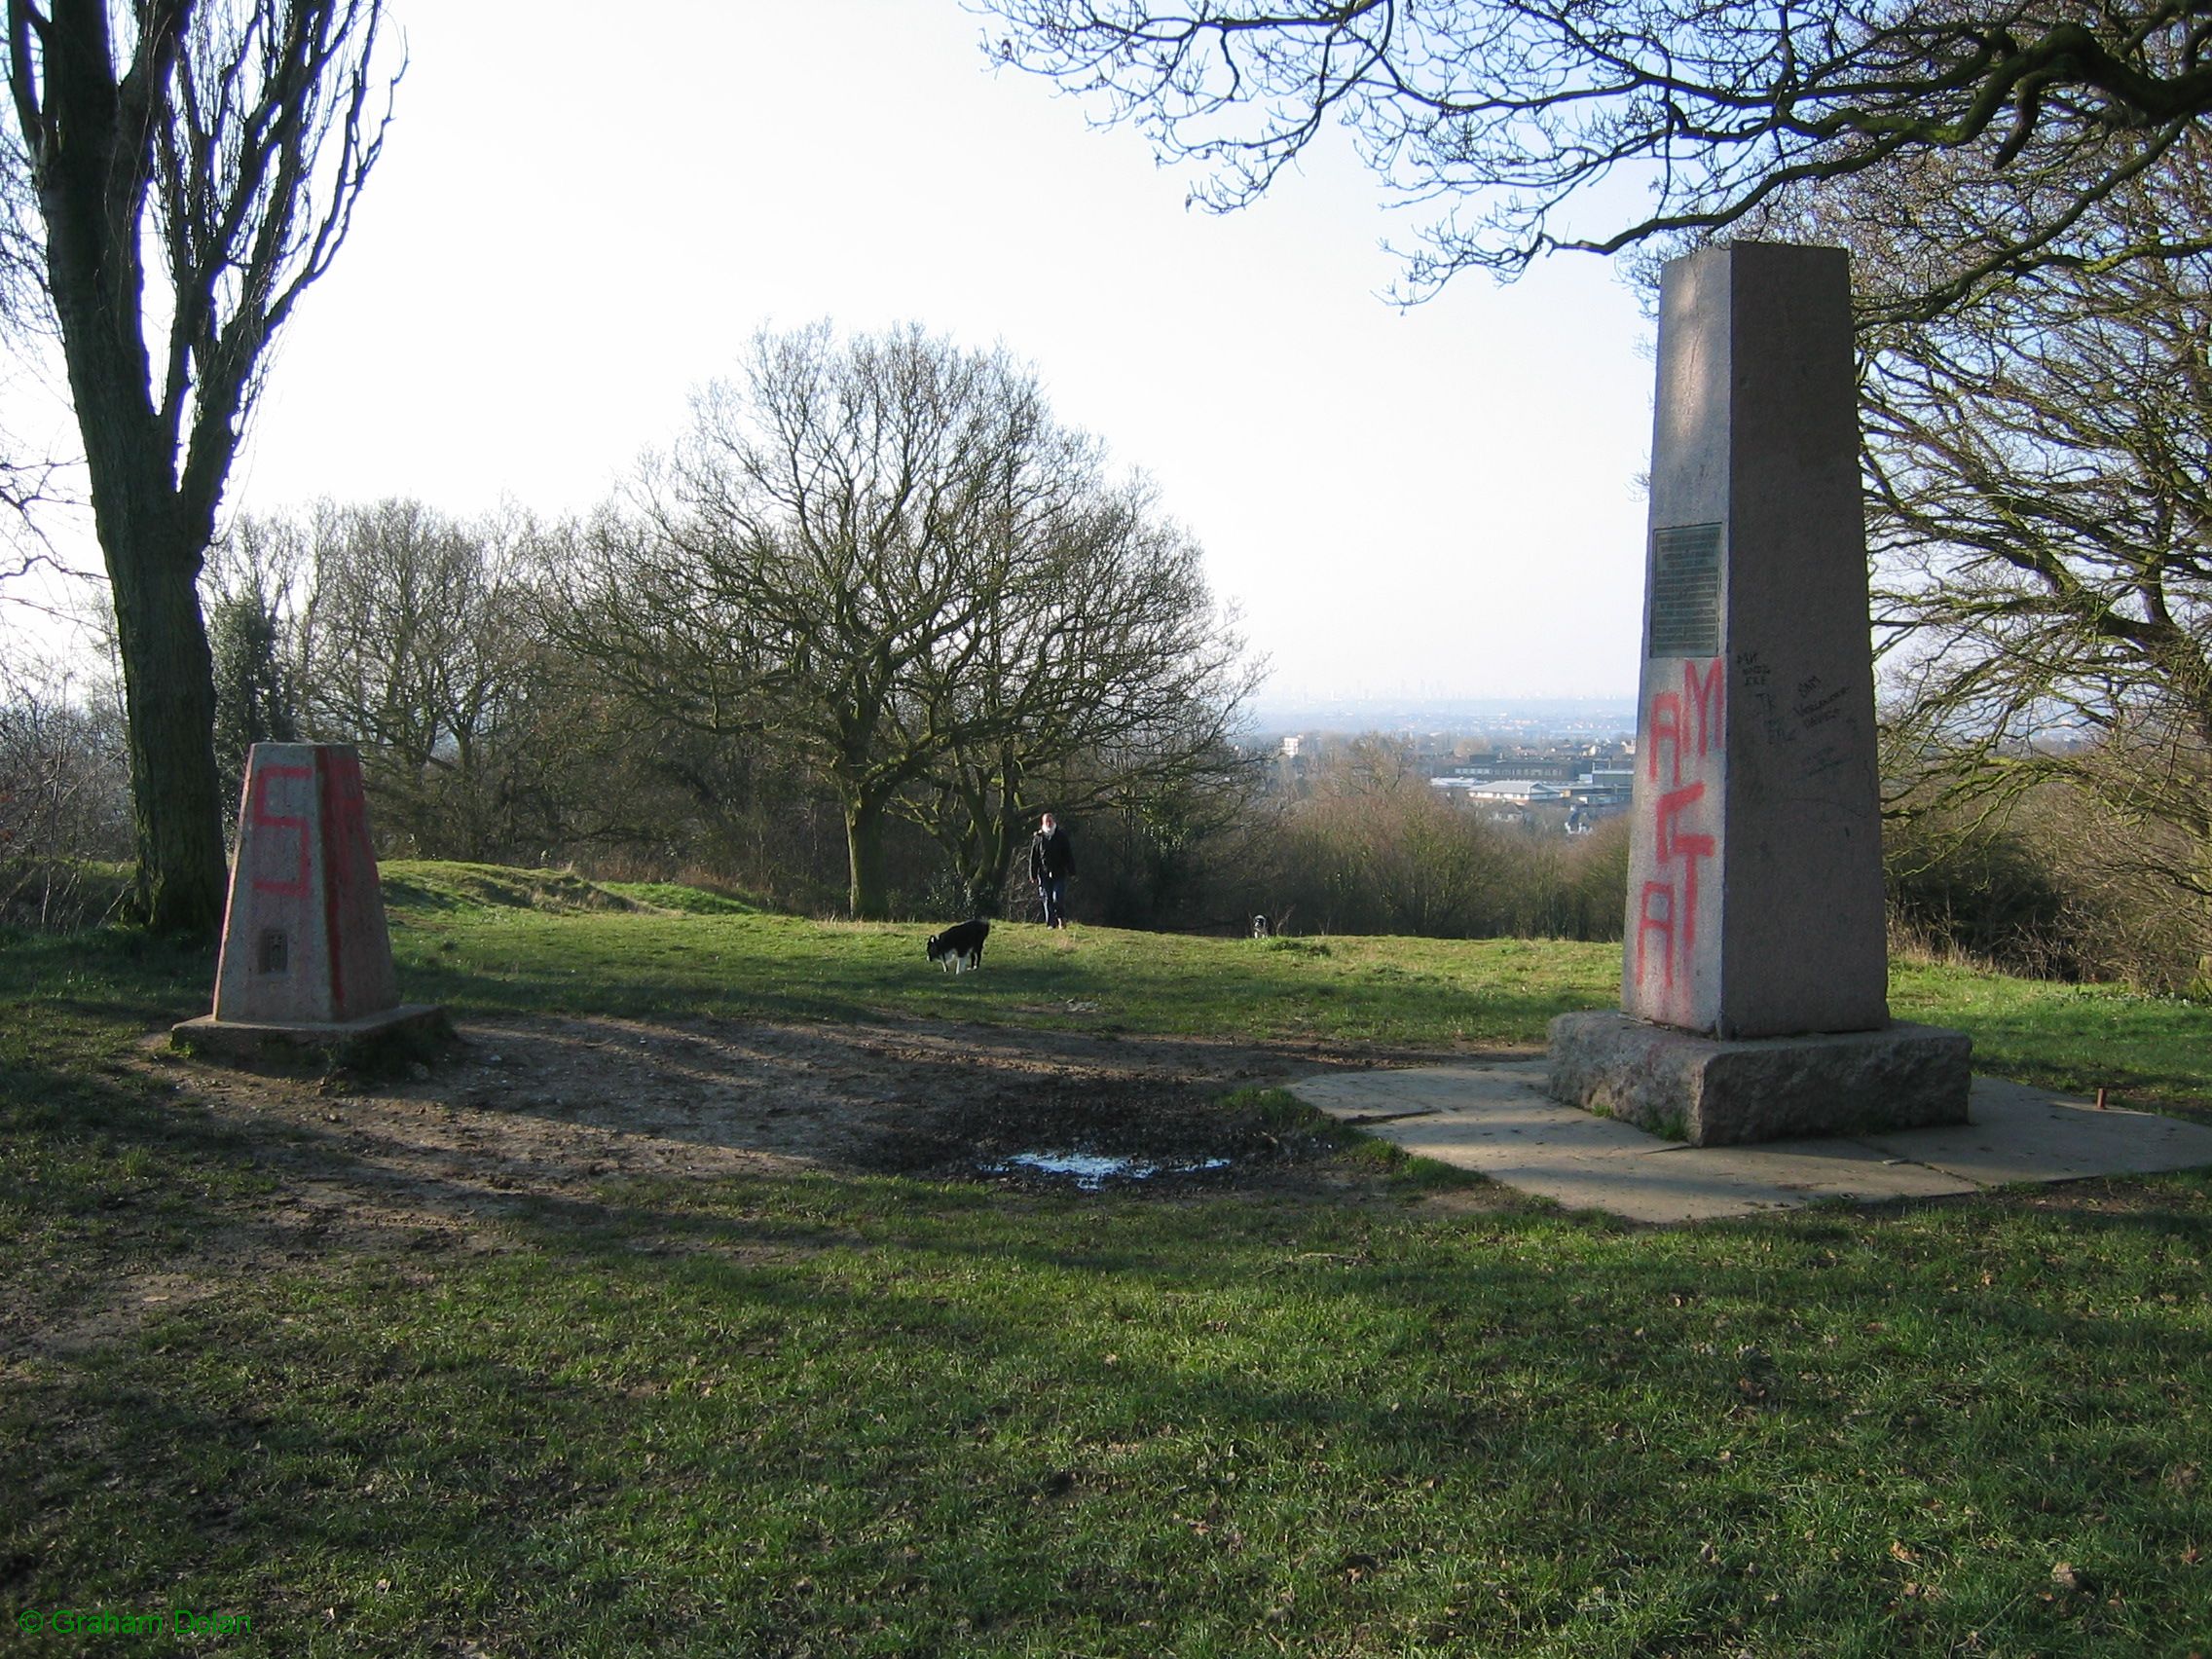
[1,0,1655,702]
[1245,692,1639,740]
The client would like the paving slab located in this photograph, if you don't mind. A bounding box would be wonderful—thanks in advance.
[1456,1149,1811,1223]
[1379,1108,1659,1166]
[1288,1062,2212,1223]
[1866,1076,2212,1186]
[1621,1140,1980,1218]
[1293,1063,1540,1120]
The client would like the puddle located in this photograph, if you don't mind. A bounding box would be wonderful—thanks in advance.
[990,1151,1233,1190]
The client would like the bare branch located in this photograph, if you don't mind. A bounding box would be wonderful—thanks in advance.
[2,0,402,934]
[979,0,2212,313]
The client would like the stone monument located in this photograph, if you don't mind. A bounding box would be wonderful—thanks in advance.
[173,743,444,1057]
[1547,241,1972,1145]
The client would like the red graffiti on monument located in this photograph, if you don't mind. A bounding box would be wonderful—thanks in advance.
[248,764,315,898]
[318,749,369,888]
[1635,657,1723,1007]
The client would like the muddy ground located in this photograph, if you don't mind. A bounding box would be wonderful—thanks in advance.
[128,1014,1522,1262]
[19,1012,2182,1372]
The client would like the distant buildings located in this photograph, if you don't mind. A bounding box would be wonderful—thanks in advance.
[1428,764,1633,826]
[1432,778,1574,803]
[1249,705,1639,834]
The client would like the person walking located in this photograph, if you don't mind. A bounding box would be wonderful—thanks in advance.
[1028,811,1074,929]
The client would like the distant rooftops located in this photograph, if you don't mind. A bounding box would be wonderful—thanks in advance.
[1431,778,1574,801]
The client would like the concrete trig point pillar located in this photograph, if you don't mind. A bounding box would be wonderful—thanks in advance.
[1547,242,1971,1145]
[173,743,443,1057]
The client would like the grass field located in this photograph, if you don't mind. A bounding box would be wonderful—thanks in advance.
[378,862,2212,1107]
[4,863,2210,1655]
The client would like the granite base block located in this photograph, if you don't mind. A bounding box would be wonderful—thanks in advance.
[1546,1012,1972,1147]
[172,1003,450,1065]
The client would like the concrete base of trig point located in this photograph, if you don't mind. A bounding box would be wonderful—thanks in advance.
[1546,1012,1972,1147]
[172,1003,450,1064]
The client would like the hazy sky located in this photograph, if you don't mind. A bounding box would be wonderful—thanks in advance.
[10,0,1660,702]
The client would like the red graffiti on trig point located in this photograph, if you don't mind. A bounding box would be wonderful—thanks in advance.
[248,764,315,898]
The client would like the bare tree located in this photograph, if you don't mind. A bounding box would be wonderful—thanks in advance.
[297,498,539,859]
[569,323,1035,919]
[912,472,1256,913]
[0,641,131,928]
[1823,153,2212,981]
[978,0,2212,318]
[557,322,1252,920]
[0,36,66,599]
[4,1,399,934]
[0,444,64,602]
[577,323,1050,919]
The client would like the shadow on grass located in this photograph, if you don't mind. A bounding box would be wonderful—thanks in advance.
[12,1121,2210,1655]
[0,927,213,1035]
[9,918,2212,1652]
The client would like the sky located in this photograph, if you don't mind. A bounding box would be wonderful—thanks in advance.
[7,0,1659,704]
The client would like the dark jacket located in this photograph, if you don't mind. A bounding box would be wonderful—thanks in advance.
[1028,825,1074,882]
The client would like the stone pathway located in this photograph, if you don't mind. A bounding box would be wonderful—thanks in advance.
[1289,1060,2212,1223]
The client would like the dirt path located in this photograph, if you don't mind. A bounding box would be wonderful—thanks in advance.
[134,1014,1511,1259]
[0,1017,1532,1369]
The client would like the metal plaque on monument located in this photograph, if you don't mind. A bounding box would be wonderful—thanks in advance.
[1547,241,1972,1145]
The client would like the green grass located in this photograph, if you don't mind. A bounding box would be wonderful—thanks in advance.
[1892,958,2212,1109]
[376,861,2212,1104]
[373,861,1627,1049]
[4,862,2211,1655]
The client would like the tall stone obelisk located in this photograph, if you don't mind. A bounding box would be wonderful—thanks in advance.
[1547,242,1971,1145]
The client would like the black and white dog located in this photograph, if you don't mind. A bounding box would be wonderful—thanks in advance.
[926,917,990,974]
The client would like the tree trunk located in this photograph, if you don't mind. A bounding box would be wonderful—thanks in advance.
[969,803,1024,918]
[950,789,999,918]
[106,519,228,936]
[964,863,1003,918]
[844,795,891,919]
[65,338,228,937]
[16,0,398,942]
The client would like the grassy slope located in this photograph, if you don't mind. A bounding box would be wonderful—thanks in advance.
[2,862,2209,1656]
[373,861,2212,1106]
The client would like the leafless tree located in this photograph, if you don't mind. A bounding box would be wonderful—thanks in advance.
[297,498,541,859]
[0,641,131,928]
[1819,153,2212,981]
[977,0,2212,319]
[0,445,64,595]
[556,322,1254,919]
[914,471,1257,913]
[0,41,68,602]
[4,0,399,935]
[554,324,1014,919]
